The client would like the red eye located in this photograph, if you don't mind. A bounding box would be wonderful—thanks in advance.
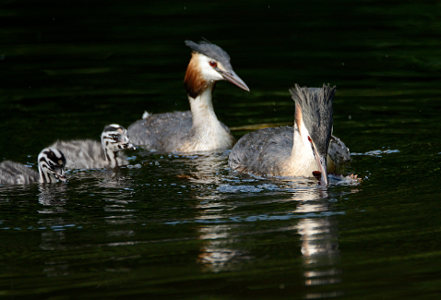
[308,136,312,143]
[209,61,217,68]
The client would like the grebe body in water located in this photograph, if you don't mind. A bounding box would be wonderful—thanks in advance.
[229,84,349,185]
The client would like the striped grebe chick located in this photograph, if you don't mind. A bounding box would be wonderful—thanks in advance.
[0,148,66,185]
[229,84,350,186]
[128,40,250,153]
[50,124,135,169]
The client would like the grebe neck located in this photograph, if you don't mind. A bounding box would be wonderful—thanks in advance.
[188,85,220,128]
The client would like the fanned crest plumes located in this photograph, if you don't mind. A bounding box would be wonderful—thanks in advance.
[290,84,335,155]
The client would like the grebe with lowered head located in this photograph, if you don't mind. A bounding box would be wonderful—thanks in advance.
[229,84,350,186]
[0,147,66,185]
[50,124,135,169]
[128,40,250,153]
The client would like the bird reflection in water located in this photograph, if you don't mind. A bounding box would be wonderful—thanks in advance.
[37,169,137,277]
[292,187,343,299]
[37,184,70,277]
[194,171,348,297]
[197,223,244,273]
[177,152,249,272]
[82,169,137,242]
[176,151,230,185]
[38,184,68,208]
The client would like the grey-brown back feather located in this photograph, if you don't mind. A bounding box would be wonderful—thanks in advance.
[229,126,293,176]
[229,126,350,176]
[0,160,39,184]
[128,111,192,151]
[127,111,231,153]
[50,140,128,169]
[328,135,351,172]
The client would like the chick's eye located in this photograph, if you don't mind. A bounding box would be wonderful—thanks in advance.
[209,61,217,68]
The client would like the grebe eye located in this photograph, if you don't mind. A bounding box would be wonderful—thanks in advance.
[307,136,312,143]
[209,61,217,68]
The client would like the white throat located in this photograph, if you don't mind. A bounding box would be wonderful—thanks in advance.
[285,121,317,177]
[187,86,233,151]
[189,86,218,127]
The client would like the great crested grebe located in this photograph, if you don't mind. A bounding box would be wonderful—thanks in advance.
[0,148,66,184]
[229,84,350,186]
[50,124,135,169]
[128,40,250,153]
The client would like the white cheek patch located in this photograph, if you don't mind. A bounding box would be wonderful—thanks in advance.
[197,54,223,82]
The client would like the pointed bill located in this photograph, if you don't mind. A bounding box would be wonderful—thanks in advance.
[55,169,67,183]
[313,150,328,186]
[217,69,250,92]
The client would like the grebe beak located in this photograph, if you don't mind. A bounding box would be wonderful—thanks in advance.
[218,69,250,92]
[312,151,328,186]
[126,143,136,150]
[55,170,67,183]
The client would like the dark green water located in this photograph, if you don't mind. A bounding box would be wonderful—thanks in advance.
[1,0,441,298]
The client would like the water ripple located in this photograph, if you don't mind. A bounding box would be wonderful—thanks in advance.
[0,223,81,232]
[217,183,281,193]
[351,148,400,157]
[165,210,345,225]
